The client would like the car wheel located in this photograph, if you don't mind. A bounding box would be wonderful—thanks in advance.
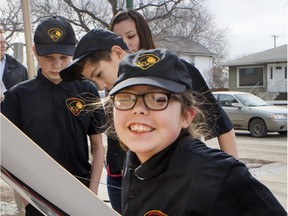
[249,118,267,137]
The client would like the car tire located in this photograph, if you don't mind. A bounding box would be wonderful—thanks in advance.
[249,118,267,138]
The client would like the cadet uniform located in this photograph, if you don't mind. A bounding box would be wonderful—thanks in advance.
[122,131,286,216]
[2,69,105,185]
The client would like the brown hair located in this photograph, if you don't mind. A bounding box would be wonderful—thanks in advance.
[110,9,156,50]
[92,89,211,151]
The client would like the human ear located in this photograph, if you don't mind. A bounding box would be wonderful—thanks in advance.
[31,44,38,58]
[111,46,125,60]
[182,108,196,128]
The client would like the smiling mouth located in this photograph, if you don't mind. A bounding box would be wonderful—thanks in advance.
[129,124,154,132]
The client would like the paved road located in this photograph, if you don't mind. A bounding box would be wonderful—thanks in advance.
[205,130,287,210]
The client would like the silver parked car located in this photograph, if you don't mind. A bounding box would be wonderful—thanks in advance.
[212,91,287,137]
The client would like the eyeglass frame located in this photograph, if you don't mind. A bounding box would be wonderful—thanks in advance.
[110,92,179,111]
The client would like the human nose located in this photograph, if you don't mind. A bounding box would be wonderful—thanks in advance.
[94,80,106,90]
[52,59,62,69]
[131,96,148,115]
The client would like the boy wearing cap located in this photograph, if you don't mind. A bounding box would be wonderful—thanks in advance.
[60,28,130,214]
[2,17,105,216]
[107,48,286,215]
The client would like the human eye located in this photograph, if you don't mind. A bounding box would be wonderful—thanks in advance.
[127,34,135,39]
[146,93,168,108]
[113,93,135,110]
[116,93,134,103]
[60,56,69,60]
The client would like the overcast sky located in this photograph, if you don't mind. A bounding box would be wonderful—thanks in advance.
[209,0,287,60]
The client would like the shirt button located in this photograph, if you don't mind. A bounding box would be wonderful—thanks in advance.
[130,191,135,199]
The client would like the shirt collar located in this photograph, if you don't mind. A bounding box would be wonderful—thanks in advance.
[126,138,179,180]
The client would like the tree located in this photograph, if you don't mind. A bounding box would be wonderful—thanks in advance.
[2,0,231,92]
[204,66,229,89]
[1,0,229,57]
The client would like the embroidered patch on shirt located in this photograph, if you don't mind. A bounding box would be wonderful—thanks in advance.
[65,97,85,116]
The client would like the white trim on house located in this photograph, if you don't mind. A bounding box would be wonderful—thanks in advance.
[267,63,287,92]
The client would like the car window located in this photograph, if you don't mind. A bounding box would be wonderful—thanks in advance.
[236,94,268,107]
[219,95,238,107]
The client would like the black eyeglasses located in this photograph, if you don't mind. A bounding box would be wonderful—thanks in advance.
[111,92,175,111]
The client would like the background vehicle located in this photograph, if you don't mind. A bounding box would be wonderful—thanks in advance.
[212,91,287,137]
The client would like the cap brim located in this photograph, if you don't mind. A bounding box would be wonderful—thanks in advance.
[35,43,75,56]
[109,76,186,96]
[60,52,91,81]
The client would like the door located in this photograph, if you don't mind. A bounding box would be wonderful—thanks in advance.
[268,64,287,92]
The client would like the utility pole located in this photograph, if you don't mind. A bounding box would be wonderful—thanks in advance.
[271,35,279,48]
[21,0,36,79]
[126,0,133,9]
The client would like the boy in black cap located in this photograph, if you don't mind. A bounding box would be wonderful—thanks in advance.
[2,16,105,216]
[108,48,286,216]
[61,28,130,214]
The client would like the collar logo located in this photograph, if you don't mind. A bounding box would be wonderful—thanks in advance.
[135,54,160,70]
[65,97,85,116]
[144,210,167,216]
[48,28,63,41]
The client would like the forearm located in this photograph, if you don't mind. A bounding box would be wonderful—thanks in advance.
[217,129,238,158]
[89,134,105,195]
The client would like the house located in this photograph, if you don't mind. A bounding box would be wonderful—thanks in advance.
[222,44,287,101]
[155,35,216,82]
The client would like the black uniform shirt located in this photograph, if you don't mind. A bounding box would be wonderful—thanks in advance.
[122,135,286,216]
[2,69,105,181]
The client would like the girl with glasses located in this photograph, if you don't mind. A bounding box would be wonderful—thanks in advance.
[105,48,286,216]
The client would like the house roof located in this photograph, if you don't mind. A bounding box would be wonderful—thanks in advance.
[222,44,287,66]
[154,35,216,57]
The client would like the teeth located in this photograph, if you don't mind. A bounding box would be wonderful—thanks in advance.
[130,124,152,132]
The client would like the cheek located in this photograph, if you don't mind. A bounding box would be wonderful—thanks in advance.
[113,109,126,138]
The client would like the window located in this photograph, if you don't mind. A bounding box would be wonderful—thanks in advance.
[238,67,264,87]
[219,95,238,107]
[285,67,287,79]
[270,67,273,79]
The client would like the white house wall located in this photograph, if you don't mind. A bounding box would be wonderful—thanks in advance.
[178,54,213,83]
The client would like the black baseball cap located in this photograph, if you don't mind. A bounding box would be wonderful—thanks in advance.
[109,48,192,96]
[60,28,128,81]
[34,16,77,56]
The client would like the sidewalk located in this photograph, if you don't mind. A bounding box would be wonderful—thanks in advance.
[97,167,112,209]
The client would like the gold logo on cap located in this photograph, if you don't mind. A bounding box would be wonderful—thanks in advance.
[48,28,63,41]
[135,54,160,70]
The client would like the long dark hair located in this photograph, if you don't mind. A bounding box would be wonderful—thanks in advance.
[110,9,156,50]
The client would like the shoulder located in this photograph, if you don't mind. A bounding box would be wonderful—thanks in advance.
[177,136,240,169]
[62,80,100,97]
[180,59,200,74]
[7,79,36,93]
[5,54,27,70]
